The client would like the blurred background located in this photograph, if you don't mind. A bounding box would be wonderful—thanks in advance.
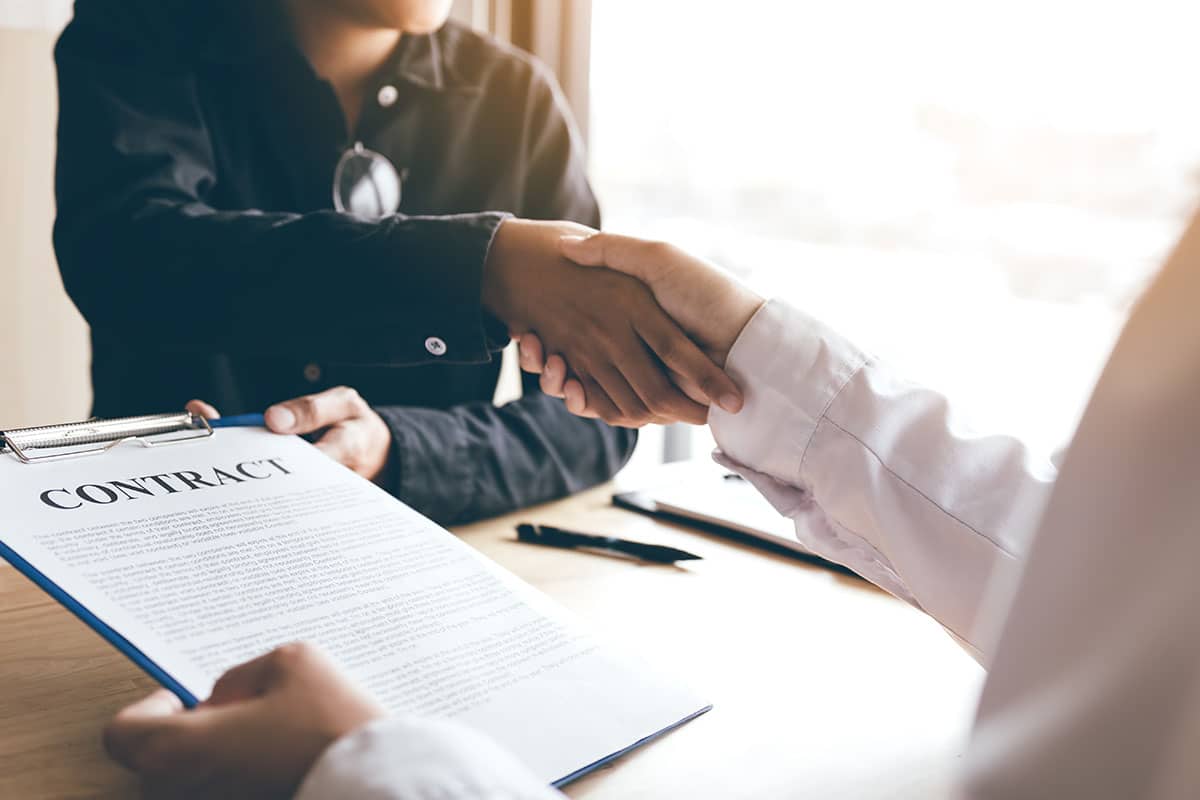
[3,0,1197,464]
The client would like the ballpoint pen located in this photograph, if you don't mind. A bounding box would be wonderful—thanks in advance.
[516,523,702,564]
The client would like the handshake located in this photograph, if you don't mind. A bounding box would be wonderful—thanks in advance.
[189,220,766,485]
[484,219,765,427]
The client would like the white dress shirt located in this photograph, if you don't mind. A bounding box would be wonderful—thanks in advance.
[297,230,1200,798]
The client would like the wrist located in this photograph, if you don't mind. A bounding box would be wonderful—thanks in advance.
[713,292,767,367]
[480,218,522,328]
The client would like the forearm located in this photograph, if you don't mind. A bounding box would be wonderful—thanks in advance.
[57,198,508,363]
[710,300,1057,661]
[377,393,636,526]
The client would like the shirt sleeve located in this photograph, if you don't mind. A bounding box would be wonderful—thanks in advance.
[377,382,636,525]
[709,299,1057,662]
[53,4,506,366]
[515,57,599,224]
[294,716,562,800]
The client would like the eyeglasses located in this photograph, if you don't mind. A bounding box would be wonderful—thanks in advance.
[332,141,407,220]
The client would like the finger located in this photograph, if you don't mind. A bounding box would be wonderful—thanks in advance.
[516,334,546,374]
[104,689,185,768]
[585,367,649,427]
[635,314,744,413]
[559,232,669,282]
[185,399,221,420]
[207,642,334,709]
[109,699,255,784]
[539,354,568,398]
[561,378,668,423]
[265,386,366,435]
[563,379,599,418]
[205,650,288,707]
[574,375,622,422]
[669,367,713,407]
[609,339,710,425]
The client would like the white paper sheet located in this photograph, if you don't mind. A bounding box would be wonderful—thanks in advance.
[0,429,707,784]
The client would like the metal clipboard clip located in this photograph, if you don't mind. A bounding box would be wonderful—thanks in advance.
[0,412,214,465]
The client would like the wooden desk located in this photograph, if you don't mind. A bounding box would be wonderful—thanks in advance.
[0,481,982,799]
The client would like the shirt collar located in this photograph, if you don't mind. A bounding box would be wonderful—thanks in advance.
[373,28,483,95]
[388,31,445,91]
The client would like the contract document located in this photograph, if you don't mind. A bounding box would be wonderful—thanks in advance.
[0,428,708,785]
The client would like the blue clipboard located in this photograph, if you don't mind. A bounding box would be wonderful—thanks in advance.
[0,410,709,787]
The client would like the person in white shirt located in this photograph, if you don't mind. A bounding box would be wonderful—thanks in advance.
[104,215,1200,799]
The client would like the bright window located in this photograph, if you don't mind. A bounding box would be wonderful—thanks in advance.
[589,0,1199,462]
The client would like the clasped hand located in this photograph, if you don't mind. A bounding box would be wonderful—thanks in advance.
[482,219,753,427]
[191,223,761,448]
[508,229,765,426]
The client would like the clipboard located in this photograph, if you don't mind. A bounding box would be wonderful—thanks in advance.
[0,411,222,705]
[0,413,712,788]
[0,411,214,464]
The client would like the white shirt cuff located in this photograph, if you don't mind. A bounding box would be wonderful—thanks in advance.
[295,715,561,800]
[709,298,868,484]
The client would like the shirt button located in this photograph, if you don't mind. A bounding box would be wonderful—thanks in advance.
[303,363,322,383]
[424,337,447,357]
[377,84,399,108]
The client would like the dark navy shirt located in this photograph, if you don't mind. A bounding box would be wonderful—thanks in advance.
[52,0,635,525]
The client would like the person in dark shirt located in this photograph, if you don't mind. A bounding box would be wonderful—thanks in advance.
[53,0,741,525]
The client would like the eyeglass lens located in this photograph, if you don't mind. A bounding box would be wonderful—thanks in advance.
[333,143,402,220]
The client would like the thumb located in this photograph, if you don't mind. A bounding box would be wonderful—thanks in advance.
[265,387,364,435]
[106,690,272,781]
[559,232,663,282]
[104,689,186,767]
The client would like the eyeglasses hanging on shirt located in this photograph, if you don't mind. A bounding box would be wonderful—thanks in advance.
[332,141,408,220]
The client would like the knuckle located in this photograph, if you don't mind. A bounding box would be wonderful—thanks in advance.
[646,240,674,261]
[644,391,674,418]
[594,328,623,353]
[272,641,318,669]
[599,410,623,425]
[336,385,364,407]
[654,338,679,364]
[298,396,320,420]
[699,373,724,396]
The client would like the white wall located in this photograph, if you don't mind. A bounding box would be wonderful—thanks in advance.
[0,0,70,31]
[0,5,91,428]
